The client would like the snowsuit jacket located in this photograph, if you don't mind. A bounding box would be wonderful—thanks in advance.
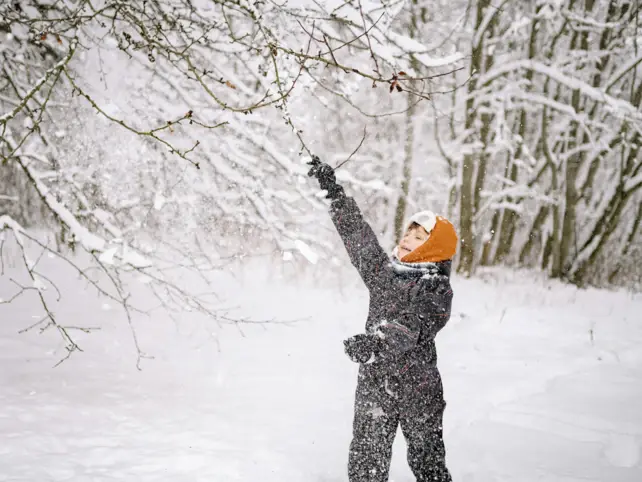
[329,194,453,386]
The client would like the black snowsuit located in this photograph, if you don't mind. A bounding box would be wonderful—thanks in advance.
[329,195,453,482]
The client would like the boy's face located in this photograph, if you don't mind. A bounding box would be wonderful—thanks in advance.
[398,224,429,259]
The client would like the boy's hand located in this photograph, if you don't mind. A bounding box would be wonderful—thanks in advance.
[343,333,380,364]
[307,156,343,200]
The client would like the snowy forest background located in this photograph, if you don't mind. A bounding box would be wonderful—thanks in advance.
[2,0,642,358]
[2,2,642,480]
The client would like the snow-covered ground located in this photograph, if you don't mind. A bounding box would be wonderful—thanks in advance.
[1,256,641,481]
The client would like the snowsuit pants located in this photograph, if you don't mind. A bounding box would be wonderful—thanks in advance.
[348,365,452,482]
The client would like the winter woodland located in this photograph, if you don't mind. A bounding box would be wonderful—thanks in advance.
[1,1,642,355]
[1,2,642,481]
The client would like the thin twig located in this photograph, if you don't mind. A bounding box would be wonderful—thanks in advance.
[335,126,367,170]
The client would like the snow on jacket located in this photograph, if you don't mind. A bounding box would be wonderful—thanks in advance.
[329,195,454,377]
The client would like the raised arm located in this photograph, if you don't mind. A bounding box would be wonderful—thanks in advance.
[307,157,389,291]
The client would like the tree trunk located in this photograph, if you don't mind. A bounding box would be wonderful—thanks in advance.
[579,0,620,202]
[570,129,641,284]
[394,93,416,243]
[554,0,596,278]
[493,9,540,264]
[571,187,633,285]
[608,200,642,283]
[519,205,549,265]
[457,0,491,276]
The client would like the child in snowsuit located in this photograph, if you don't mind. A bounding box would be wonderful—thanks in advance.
[308,157,456,482]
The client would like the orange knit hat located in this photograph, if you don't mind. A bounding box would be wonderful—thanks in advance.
[400,211,458,263]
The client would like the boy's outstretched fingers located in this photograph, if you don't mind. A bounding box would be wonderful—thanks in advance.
[306,156,343,200]
[307,164,319,178]
[307,155,321,176]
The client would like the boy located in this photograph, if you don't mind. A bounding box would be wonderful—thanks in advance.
[308,157,456,482]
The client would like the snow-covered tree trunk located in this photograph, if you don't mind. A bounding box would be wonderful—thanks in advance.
[393,93,416,243]
[492,6,541,265]
[458,0,492,276]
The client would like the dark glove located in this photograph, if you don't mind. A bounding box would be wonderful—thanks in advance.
[343,333,381,364]
[307,156,344,200]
